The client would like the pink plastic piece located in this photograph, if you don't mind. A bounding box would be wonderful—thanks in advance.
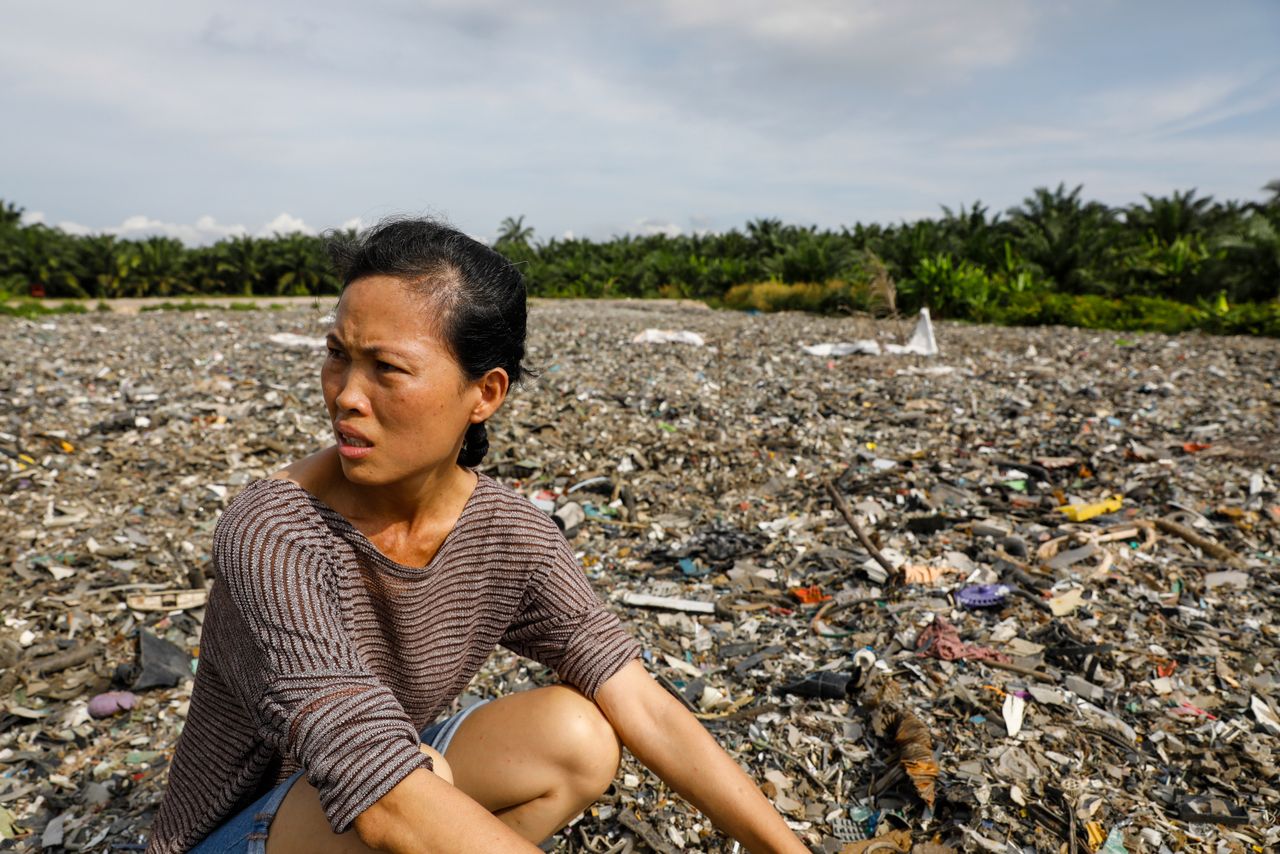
[88,691,137,718]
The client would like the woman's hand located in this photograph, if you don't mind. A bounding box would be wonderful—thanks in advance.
[594,661,810,854]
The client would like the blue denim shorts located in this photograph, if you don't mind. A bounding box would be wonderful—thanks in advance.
[188,701,489,853]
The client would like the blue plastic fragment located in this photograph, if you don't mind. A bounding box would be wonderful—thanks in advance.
[956,584,1010,608]
[678,558,707,577]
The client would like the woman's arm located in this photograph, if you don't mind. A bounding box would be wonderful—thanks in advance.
[594,661,809,854]
[352,768,539,853]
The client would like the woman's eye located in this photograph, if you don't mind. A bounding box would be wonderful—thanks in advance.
[326,347,345,359]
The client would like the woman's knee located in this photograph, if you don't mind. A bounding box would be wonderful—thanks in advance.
[419,744,454,785]
[542,688,621,791]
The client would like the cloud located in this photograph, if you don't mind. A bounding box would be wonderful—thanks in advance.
[655,0,1034,72]
[635,219,682,238]
[0,1,1275,240]
[260,213,314,236]
[26,213,324,245]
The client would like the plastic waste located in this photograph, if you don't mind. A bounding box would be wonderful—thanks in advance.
[1056,494,1123,522]
[955,584,1009,609]
[775,671,852,699]
[882,308,938,356]
[131,630,194,690]
[88,691,138,718]
[630,328,705,346]
[803,309,939,359]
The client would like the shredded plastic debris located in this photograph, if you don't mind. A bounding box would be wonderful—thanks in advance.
[1,300,1277,850]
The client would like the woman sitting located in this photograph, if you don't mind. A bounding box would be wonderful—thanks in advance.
[147,218,806,853]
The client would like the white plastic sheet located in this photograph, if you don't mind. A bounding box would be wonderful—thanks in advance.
[801,308,939,358]
[631,328,706,346]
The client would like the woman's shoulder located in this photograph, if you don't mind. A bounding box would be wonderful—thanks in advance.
[215,477,331,556]
[472,473,568,547]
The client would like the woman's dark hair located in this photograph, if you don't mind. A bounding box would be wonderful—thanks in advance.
[326,216,527,468]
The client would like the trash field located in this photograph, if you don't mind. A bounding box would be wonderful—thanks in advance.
[1,299,1278,852]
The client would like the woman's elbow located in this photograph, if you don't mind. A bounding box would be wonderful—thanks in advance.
[352,802,393,851]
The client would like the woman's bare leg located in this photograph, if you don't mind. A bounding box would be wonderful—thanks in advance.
[444,686,621,842]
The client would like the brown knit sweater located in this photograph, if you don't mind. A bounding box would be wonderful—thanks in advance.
[147,474,640,854]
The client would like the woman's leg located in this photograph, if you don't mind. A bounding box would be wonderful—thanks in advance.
[444,685,622,842]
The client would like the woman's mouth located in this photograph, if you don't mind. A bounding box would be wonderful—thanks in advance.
[336,429,374,458]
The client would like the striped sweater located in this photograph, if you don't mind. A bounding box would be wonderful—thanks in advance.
[147,473,640,854]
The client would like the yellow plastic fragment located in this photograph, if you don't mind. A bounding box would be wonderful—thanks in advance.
[1057,494,1123,522]
[59,440,74,453]
[1085,821,1106,850]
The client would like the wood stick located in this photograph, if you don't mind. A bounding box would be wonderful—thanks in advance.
[976,657,1056,683]
[1141,518,1242,566]
[28,642,103,676]
[824,480,897,577]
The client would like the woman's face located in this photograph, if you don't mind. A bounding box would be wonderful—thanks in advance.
[321,275,493,486]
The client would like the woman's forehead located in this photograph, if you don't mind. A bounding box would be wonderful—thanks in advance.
[333,277,449,342]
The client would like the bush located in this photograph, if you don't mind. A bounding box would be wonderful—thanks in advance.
[0,299,89,318]
[990,292,1219,334]
[139,300,218,313]
[1205,301,1280,337]
[721,280,871,314]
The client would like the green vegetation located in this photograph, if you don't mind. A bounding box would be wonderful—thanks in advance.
[139,300,224,312]
[3,183,1278,336]
[136,299,293,313]
[0,299,89,319]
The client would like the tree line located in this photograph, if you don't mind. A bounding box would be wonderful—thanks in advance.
[3,182,1278,334]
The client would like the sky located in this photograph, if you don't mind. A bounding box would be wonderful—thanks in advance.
[3,0,1279,245]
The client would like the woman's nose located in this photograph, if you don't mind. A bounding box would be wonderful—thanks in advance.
[333,369,371,415]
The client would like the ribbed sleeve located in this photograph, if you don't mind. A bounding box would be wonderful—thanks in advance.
[501,535,641,698]
[212,490,429,834]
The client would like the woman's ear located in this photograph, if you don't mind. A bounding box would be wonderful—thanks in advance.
[471,367,509,423]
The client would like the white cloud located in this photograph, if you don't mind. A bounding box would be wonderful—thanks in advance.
[1,1,1274,240]
[635,219,682,238]
[107,215,249,244]
[259,212,313,236]
[55,220,94,236]
[29,212,325,245]
[654,0,1036,75]
[1084,73,1273,137]
[20,210,45,226]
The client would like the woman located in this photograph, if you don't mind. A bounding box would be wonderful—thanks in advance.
[147,218,807,853]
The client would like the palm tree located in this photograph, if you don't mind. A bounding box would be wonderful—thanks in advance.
[938,201,1009,270]
[1261,179,1280,207]
[495,215,534,247]
[1006,183,1118,294]
[0,200,23,228]
[217,235,266,296]
[9,225,85,297]
[1125,189,1215,244]
[1216,214,1280,303]
[266,233,335,295]
[745,218,785,262]
[75,234,140,298]
[132,237,186,297]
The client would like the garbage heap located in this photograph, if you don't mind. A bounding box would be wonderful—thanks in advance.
[1,300,1276,852]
